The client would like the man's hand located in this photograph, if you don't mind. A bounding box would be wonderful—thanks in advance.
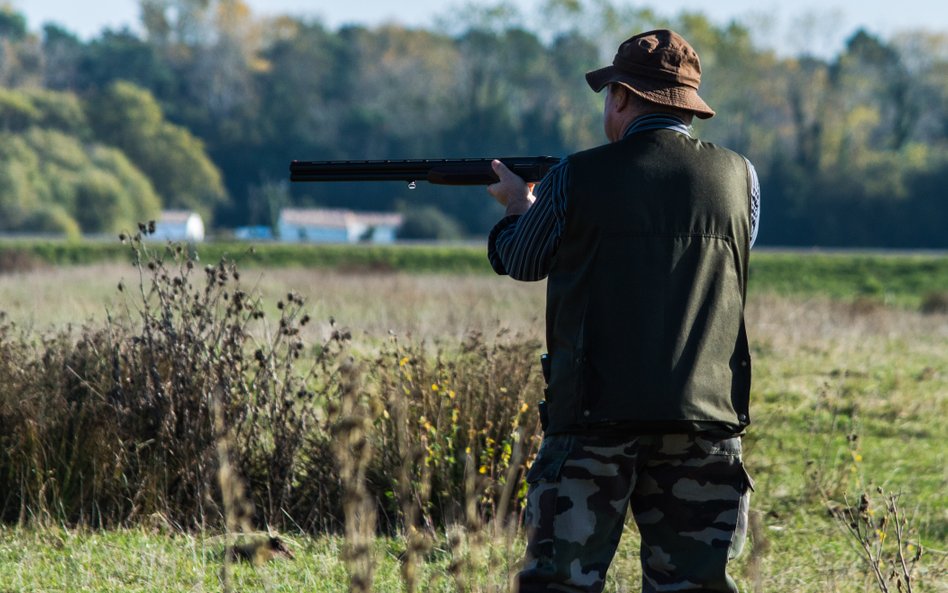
[487,159,536,216]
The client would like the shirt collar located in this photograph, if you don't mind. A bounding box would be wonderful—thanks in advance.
[622,113,692,138]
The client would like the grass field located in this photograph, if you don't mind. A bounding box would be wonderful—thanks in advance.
[0,246,945,593]
[2,239,947,307]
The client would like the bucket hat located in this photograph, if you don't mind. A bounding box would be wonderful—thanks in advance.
[585,29,715,119]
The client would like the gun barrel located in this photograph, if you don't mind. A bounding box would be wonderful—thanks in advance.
[289,156,560,185]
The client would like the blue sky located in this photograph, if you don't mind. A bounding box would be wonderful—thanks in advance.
[13,0,948,57]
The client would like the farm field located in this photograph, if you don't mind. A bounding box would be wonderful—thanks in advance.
[0,247,945,593]
[1,239,947,306]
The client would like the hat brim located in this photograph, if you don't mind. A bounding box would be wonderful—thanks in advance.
[585,66,715,119]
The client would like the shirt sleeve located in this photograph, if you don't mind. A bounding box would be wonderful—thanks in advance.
[745,158,761,248]
[486,158,569,281]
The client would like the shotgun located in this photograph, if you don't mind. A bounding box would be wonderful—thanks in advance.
[289,156,560,185]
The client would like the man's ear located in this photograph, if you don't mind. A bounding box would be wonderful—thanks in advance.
[612,84,631,112]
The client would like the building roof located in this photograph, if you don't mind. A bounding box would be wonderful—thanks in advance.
[160,210,199,224]
[279,208,403,229]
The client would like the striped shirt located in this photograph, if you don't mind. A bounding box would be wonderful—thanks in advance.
[488,114,761,280]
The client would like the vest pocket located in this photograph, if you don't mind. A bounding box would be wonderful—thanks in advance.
[546,346,588,429]
[728,461,755,560]
[525,435,575,484]
[694,434,742,457]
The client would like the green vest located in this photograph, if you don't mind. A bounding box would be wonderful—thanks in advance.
[544,129,752,434]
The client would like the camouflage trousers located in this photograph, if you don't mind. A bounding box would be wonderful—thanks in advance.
[518,432,753,593]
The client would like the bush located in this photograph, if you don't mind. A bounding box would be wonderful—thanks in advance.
[0,248,46,274]
[0,231,328,528]
[365,331,543,531]
[0,233,544,534]
[920,291,948,314]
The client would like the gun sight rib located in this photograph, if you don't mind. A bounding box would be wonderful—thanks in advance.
[289,156,560,185]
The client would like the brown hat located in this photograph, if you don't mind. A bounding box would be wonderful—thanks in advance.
[585,29,715,119]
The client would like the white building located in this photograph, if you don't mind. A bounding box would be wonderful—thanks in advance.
[151,210,205,242]
[277,208,403,243]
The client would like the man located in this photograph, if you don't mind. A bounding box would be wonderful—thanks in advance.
[486,30,760,593]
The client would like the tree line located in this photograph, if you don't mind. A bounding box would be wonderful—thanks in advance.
[0,0,945,246]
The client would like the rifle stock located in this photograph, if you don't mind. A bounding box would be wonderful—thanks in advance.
[289,156,560,185]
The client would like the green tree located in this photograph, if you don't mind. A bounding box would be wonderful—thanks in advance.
[891,31,948,145]
[21,204,81,238]
[72,170,131,233]
[0,7,41,87]
[87,81,226,217]
[547,32,604,150]
[833,30,918,151]
[0,133,44,229]
[677,15,782,160]
[0,88,41,131]
[140,0,216,47]
[74,29,174,97]
[336,24,459,157]
[89,145,163,229]
[0,128,159,236]
[23,88,90,136]
[0,6,26,41]
[256,19,349,158]
[22,127,162,234]
[41,24,83,90]
[0,86,161,236]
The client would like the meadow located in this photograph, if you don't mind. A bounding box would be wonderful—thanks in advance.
[0,240,945,593]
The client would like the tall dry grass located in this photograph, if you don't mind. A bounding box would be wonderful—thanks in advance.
[0,235,544,539]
